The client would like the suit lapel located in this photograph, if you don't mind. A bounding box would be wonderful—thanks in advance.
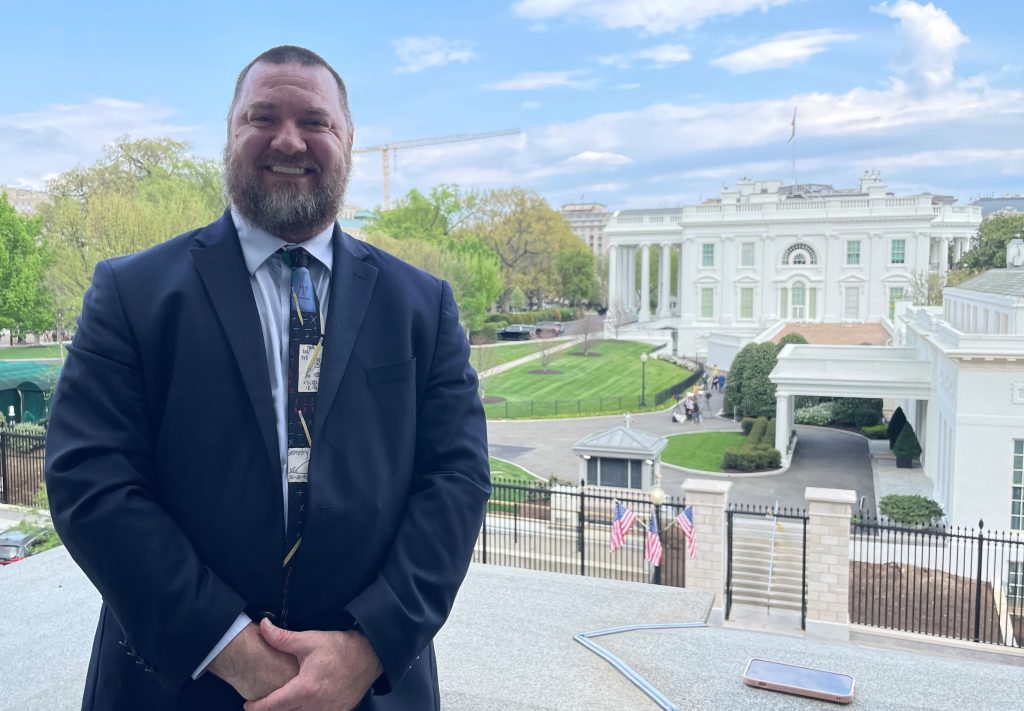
[190,212,279,476]
[313,227,379,443]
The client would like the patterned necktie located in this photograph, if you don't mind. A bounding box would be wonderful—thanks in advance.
[280,247,323,625]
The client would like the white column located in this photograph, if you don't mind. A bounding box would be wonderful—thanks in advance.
[639,243,651,322]
[626,247,637,314]
[775,394,791,455]
[657,243,671,319]
[607,244,619,311]
[940,237,950,275]
[677,242,685,317]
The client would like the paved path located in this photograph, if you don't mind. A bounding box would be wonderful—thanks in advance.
[488,389,877,510]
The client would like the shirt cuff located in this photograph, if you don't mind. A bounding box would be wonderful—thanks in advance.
[191,612,252,679]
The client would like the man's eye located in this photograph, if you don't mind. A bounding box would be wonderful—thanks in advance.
[251,115,272,124]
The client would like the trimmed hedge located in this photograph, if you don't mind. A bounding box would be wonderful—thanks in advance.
[880,494,944,525]
[794,402,834,426]
[893,421,922,460]
[740,417,756,436]
[861,424,888,439]
[722,416,782,471]
[853,408,881,428]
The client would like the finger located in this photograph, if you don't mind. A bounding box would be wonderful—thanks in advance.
[258,618,316,657]
[243,676,308,711]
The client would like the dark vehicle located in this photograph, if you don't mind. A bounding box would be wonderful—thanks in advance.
[0,526,52,565]
[535,321,564,337]
[497,324,537,341]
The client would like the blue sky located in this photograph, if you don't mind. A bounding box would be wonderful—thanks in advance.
[3,0,1023,210]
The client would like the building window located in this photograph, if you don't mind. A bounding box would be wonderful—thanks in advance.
[587,457,644,490]
[700,288,714,318]
[1012,440,1024,531]
[847,241,861,265]
[740,288,754,319]
[702,243,715,267]
[783,242,818,265]
[891,239,906,264]
[791,282,806,319]
[809,288,817,320]
[888,286,905,318]
[740,243,755,267]
[780,288,788,319]
[1009,562,1024,606]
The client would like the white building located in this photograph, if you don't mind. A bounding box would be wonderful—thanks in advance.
[560,202,612,256]
[771,241,1024,532]
[604,172,981,360]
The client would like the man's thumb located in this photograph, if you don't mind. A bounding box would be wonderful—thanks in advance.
[259,617,307,655]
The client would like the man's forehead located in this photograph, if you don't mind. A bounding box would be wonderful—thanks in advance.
[237,61,341,107]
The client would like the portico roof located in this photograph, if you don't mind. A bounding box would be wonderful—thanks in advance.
[770,344,931,399]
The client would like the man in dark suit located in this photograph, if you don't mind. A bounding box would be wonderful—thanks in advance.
[44,45,490,710]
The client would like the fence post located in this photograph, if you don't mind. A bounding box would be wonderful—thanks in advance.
[481,508,488,565]
[578,489,586,577]
[804,487,857,642]
[682,478,732,625]
[974,519,985,643]
[0,432,8,505]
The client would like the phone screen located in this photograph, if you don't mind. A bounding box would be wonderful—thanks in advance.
[746,659,854,696]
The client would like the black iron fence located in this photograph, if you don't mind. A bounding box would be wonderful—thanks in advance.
[653,365,705,406]
[475,479,687,587]
[725,503,808,629]
[483,396,660,419]
[850,517,1024,647]
[1,431,47,506]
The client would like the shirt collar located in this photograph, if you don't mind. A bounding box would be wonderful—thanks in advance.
[231,206,335,277]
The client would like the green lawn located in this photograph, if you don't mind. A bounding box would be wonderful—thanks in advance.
[661,431,747,473]
[471,342,545,372]
[0,345,64,360]
[489,457,541,483]
[482,340,690,419]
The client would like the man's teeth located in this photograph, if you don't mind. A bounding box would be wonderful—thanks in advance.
[270,166,307,175]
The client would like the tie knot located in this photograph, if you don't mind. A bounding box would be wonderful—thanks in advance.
[281,248,311,269]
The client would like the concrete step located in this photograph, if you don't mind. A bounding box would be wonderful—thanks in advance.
[730,593,804,611]
[731,577,804,595]
[732,558,804,575]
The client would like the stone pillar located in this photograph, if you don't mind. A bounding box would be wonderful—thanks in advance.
[607,245,619,312]
[775,393,791,455]
[626,247,637,314]
[682,478,732,625]
[639,243,651,322]
[657,243,671,319]
[940,237,950,275]
[804,487,858,641]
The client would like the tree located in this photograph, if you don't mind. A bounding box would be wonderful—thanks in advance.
[958,213,1024,271]
[910,271,945,306]
[738,342,779,418]
[893,421,922,466]
[0,195,53,342]
[555,249,596,306]
[364,184,471,242]
[44,137,224,322]
[464,187,583,309]
[777,332,808,350]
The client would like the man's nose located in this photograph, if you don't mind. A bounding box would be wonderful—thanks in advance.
[271,120,306,155]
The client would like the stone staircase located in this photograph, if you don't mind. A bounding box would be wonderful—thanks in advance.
[729,515,805,613]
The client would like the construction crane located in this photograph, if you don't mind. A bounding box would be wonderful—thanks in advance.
[353,129,521,209]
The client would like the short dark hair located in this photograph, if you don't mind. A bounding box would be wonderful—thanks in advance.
[228,45,353,136]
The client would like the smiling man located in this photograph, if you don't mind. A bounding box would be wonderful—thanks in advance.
[45,45,490,711]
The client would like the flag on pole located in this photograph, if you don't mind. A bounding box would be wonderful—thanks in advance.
[676,505,697,559]
[645,510,663,566]
[788,107,797,143]
[610,499,637,552]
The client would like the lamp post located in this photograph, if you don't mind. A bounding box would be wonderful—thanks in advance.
[640,352,649,408]
[649,469,665,586]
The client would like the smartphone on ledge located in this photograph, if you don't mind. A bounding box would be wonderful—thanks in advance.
[742,658,855,704]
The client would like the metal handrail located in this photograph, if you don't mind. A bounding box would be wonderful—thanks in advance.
[766,500,779,615]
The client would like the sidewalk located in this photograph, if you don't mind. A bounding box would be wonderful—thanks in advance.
[866,439,934,518]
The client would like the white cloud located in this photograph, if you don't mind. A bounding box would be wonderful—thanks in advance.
[521,101,543,109]
[0,99,197,188]
[512,0,796,33]
[711,30,857,74]
[483,70,594,90]
[617,83,642,90]
[872,0,968,88]
[599,43,691,69]
[564,150,633,165]
[393,36,475,74]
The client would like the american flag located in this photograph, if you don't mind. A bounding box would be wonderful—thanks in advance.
[610,499,637,552]
[676,505,697,559]
[645,511,663,566]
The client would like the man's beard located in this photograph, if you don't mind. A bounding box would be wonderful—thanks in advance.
[224,147,350,239]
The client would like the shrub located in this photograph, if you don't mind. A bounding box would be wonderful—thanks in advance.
[893,422,922,460]
[861,424,888,439]
[880,494,944,525]
[853,408,882,428]
[794,402,834,426]
[887,407,907,449]
[748,417,768,445]
[485,313,506,323]
[472,325,499,343]
[777,332,808,349]
[722,416,780,471]
[830,398,883,426]
[765,418,776,445]
[740,417,756,436]
[0,422,47,437]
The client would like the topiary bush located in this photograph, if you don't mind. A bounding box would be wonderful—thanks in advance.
[740,417,756,436]
[893,421,922,465]
[853,408,882,428]
[777,332,808,349]
[861,424,888,439]
[887,407,907,449]
[722,416,781,471]
[879,494,944,525]
[747,417,768,445]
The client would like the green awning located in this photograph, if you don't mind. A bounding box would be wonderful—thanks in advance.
[0,361,61,392]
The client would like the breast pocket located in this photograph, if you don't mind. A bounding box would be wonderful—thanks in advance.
[365,358,416,386]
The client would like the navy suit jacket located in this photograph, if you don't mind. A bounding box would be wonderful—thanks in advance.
[44,211,490,710]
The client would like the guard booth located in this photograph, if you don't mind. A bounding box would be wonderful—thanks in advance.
[0,362,61,424]
[572,414,667,491]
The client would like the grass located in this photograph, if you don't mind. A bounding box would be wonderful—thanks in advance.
[0,345,64,360]
[661,431,747,473]
[488,457,545,512]
[471,342,545,372]
[482,340,690,419]
[489,457,541,483]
